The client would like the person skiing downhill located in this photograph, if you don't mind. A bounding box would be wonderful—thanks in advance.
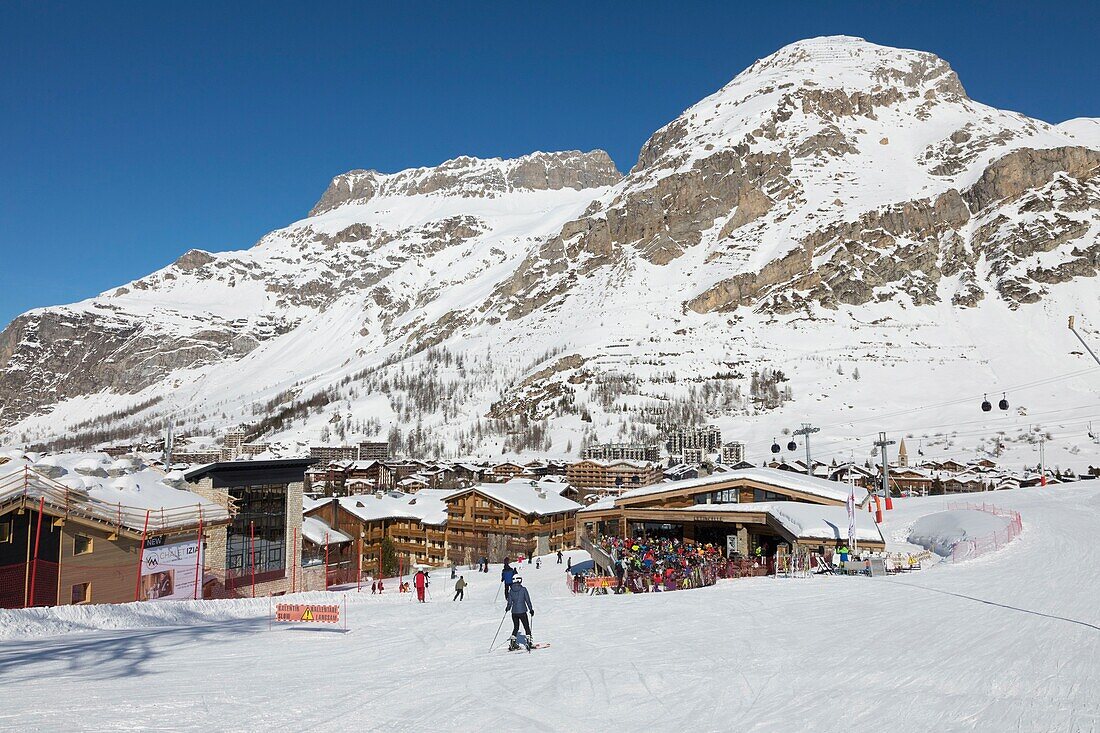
[414,569,427,603]
[505,575,534,649]
[453,575,466,601]
[501,560,517,600]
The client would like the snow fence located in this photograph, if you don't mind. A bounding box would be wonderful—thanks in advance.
[944,502,1023,562]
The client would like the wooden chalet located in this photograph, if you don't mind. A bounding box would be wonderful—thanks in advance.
[576,467,884,561]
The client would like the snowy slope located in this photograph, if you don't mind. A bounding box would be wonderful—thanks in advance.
[0,485,1097,731]
[1,36,1098,473]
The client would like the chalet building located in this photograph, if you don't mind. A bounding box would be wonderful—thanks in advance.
[576,468,883,563]
[301,514,353,581]
[566,459,663,497]
[828,463,878,491]
[443,481,580,563]
[0,453,231,609]
[887,467,933,495]
[488,462,527,481]
[768,459,830,478]
[303,479,582,576]
[664,463,701,481]
[304,490,453,576]
[184,458,314,598]
[453,463,485,485]
[397,474,431,492]
[943,473,990,493]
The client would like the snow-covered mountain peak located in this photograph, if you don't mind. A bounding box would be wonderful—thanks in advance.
[630,36,968,177]
[309,149,621,215]
[739,35,964,97]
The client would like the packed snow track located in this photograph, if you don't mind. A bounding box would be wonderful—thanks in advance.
[0,487,1097,732]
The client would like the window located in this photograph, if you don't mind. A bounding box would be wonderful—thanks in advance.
[71,582,91,604]
[73,534,93,555]
[0,519,11,544]
[226,485,288,578]
[693,489,739,505]
[753,489,786,503]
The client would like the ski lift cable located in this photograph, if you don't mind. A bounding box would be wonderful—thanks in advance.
[812,412,1100,458]
[861,403,1100,440]
[738,402,1100,458]
[808,421,1100,465]
[799,365,1100,435]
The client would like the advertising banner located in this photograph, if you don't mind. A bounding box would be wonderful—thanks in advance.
[726,534,739,557]
[140,538,202,601]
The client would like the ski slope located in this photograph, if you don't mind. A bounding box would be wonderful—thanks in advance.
[0,486,1098,731]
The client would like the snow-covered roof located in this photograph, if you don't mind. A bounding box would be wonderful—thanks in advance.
[615,467,868,505]
[582,495,618,511]
[673,501,885,544]
[456,481,582,516]
[498,476,575,496]
[303,496,328,512]
[0,452,229,533]
[301,516,352,546]
[325,489,453,526]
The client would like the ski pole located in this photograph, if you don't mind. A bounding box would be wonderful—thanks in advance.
[489,609,508,652]
[494,581,502,604]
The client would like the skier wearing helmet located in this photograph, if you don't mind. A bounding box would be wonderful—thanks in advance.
[505,575,535,648]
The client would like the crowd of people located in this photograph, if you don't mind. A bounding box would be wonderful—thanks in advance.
[591,536,728,593]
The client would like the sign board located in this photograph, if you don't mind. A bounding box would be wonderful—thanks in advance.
[584,576,620,589]
[726,534,739,556]
[275,603,341,624]
[140,538,202,601]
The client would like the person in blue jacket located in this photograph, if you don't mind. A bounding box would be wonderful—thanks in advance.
[501,560,517,600]
[506,575,535,647]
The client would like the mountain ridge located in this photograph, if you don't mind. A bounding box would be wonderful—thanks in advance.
[1,36,1097,471]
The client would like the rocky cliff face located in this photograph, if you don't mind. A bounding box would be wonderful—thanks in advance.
[1,37,1097,465]
[308,150,621,215]
[491,36,1099,321]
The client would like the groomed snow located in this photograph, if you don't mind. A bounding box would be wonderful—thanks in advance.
[0,485,1097,730]
[906,508,1012,556]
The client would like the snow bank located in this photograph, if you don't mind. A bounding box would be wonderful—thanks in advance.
[907,509,1012,556]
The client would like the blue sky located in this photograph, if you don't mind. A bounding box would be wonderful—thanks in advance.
[1,1,1096,326]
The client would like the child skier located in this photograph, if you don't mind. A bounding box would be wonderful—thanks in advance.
[505,575,535,649]
[501,560,517,600]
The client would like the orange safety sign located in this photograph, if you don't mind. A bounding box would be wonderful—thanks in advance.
[584,576,620,589]
[275,603,340,624]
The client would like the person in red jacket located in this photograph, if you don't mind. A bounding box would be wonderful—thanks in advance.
[414,569,427,603]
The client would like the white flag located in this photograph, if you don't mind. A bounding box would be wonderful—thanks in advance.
[847,482,856,551]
